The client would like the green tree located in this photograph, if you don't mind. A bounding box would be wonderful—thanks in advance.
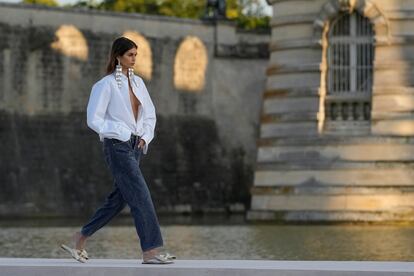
[70,0,100,9]
[75,0,270,30]
[22,0,58,6]
[226,0,239,19]
[158,0,205,19]
[100,0,159,14]
[235,0,270,30]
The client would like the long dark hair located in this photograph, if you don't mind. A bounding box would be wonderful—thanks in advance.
[106,37,137,75]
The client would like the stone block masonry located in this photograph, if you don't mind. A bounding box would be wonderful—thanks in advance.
[0,3,269,217]
[249,0,414,222]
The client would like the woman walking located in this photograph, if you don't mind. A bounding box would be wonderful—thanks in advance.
[61,37,174,265]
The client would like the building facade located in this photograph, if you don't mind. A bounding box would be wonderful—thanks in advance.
[0,3,269,217]
[249,0,414,221]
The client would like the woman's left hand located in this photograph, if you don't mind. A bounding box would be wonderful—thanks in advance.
[137,139,146,149]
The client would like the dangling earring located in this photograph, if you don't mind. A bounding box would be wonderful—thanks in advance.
[115,58,122,88]
[127,68,134,79]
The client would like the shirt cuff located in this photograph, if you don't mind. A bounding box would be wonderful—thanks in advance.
[140,136,150,154]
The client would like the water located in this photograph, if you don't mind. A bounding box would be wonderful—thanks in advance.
[1,217,414,261]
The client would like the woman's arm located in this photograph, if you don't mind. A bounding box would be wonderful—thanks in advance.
[139,79,156,153]
[86,80,111,135]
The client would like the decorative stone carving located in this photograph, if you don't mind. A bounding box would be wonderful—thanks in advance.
[313,0,390,44]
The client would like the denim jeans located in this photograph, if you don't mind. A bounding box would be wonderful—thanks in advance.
[81,134,163,252]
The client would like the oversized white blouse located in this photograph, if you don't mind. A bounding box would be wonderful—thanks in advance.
[86,73,156,154]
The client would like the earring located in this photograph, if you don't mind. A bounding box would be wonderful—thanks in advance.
[127,68,134,79]
[115,59,122,88]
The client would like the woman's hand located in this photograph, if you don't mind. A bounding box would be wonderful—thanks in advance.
[137,139,146,149]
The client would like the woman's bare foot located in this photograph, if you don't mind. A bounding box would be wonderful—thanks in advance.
[73,231,87,250]
[142,248,175,264]
[142,248,160,262]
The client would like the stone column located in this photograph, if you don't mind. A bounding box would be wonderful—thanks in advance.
[248,0,414,222]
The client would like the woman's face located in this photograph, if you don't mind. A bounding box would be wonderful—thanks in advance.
[118,47,137,69]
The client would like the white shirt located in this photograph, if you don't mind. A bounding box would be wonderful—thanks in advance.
[86,73,156,154]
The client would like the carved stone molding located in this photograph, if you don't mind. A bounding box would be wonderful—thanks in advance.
[313,0,390,45]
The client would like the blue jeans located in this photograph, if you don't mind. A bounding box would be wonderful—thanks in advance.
[81,134,163,252]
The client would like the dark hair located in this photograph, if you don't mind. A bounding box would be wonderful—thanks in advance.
[106,37,138,74]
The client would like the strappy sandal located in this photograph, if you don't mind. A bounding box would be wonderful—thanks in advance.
[79,249,89,260]
[60,244,86,263]
[142,254,174,264]
[160,252,176,260]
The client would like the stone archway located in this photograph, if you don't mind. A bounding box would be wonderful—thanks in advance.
[174,36,208,92]
[51,24,88,61]
[313,0,390,45]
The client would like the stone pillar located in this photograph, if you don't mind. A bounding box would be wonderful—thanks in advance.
[248,0,414,222]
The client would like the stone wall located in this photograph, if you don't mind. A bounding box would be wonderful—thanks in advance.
[249,0,414,222]
[0,3,269,217]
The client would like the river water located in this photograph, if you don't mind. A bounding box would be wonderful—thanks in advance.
[1,217,414,261]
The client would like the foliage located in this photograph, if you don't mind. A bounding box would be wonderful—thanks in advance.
[237,14,270,31]
[71,0,270,31]
[236,0,270,31]
[22,0,58,6]
[158,0,206,19]
[99,0,159,14]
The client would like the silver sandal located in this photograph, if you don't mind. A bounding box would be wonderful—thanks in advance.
[79,249,89,260]
[160,252,176,260]
[60,244,86,263]
[142,254,174,264]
